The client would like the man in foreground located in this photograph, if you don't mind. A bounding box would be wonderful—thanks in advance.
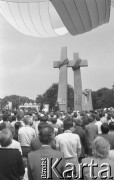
[28,125,65,180]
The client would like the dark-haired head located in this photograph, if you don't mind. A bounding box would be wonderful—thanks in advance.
[38,122,49,131]
[99,112,105,118]
[107,114,111,121]
[39,125,54,145]
[63,119,73,130]
[15,121,22,130]
[0,122,6,131]
[50,117,57,124]
[13,111,17,116]
[2,114,9,122]
[12,115,16,122]
[73,112,77,118]
[109,122,114,131]
[101,123,109,134]
[40,115,48,122]
[96,115,100,121]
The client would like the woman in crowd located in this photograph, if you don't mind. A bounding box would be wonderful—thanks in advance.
[82,136,114,180]
[0,128,25,180]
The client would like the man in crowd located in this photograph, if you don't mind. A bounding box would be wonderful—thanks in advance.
[73,118,89,161]
[85,115,98,156]
[18,115,36,157]
[28,125,65,180]
[0,122,22,154]
[30,122,56,151]
[95,115,102,134]
[99,123,114,149]
[55,117,81,175]
[11,111,24,127]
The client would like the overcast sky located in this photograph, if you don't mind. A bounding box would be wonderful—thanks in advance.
[0,7,114,100]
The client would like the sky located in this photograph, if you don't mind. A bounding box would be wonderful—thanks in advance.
[0,6,114,100]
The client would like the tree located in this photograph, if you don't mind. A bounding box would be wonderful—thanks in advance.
[35,95,44,110]
[1,95,34,109]
[35,83,74,111]
[42,83,58,111]
[92,87,114,109]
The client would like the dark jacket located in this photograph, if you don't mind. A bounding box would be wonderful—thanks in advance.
[0,148,25,180]
[28,145,65,180]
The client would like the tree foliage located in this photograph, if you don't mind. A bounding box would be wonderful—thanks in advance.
[1,95,34,109]
[35,83,74,111]
[92,87,114,109]
[36,84,114,111]
[2,85,114,111]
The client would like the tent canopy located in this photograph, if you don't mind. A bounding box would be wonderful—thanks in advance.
[0,0,111,37]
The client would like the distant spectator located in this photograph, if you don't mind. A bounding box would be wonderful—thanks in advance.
[56,113,63,127]
[109,121,114,132]
[11,112,24,127]
[2,114,12,129]
[101,123,109,134]
[11,115,17,123]
[85,116,98,155]
[95,115,102,134]
[81,115,89,129]
[14,121,22,141]
[73,118,89,160]
[99,112,107,123]
[2,114,9,122]
[30,122,56,151]
[82,137,114,179]
[55,118,81,175]
[28,125,65,180]
[0,129,25,180]
[50,117,59,134]
[18,116,36,157]
[0,122,6,131]
[30,122,49,151]
[0,126,22,154]
[99,123,114,149]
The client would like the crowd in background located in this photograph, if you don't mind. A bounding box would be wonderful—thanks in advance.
[0,107,114,179]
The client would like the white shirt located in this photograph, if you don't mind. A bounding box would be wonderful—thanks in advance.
[18,126,36,146]
[55,130,81,158]
[108,118,114,124]
[33,121,40,136]
[100,117,107,123]
[95,121,102,134]
[56,118,63,126]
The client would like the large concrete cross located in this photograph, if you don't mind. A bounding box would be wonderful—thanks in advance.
[54,47,88,112]
[71,53,88,111]
[53,47,68,112]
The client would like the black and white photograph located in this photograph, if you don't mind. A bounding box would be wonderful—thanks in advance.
[0,0,114,180]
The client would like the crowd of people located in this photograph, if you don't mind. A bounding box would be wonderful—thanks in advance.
[0,108,114,179]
